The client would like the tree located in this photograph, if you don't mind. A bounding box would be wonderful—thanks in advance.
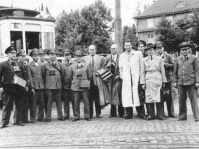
[55,0,113,54]
[123,24,138,49]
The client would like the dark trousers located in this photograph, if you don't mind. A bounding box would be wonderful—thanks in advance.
[21,92,29,122]
[1,92,22,125]
[125,107,133,118]
[30,90,44,121]
[164,82,174,116]
[146,102,164,118]
[110,104,124,117]
[46,89,63,120]
[178,85,199,120]
[72,91,90,118]
[136,105,145,117]
[62,90,73,118]
[89,80,101,117]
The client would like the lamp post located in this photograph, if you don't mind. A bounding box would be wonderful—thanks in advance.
[115,0,123,54]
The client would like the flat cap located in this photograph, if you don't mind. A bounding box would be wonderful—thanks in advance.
[179,42,191,49]
[74,50,84,56]
[5,46,16,54]
[136,40,146,47]
[30,49,39,57]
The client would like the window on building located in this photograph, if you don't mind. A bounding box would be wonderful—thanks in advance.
[166,16,174,25]
[147,19,154,28]
[148,34,154,38]
[175,1,187,8]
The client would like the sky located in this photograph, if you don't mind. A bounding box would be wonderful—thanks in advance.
[1,0,154,26]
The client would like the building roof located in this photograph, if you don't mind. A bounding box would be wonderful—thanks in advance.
[135,0,199,19]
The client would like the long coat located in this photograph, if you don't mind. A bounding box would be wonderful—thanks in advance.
[104,54,122,105]
[140,55,167,103]
[119,50,143,107]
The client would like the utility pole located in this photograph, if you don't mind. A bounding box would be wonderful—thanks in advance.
[115,0,123,54]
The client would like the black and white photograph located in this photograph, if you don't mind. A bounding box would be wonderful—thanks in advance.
[1,0,199,148]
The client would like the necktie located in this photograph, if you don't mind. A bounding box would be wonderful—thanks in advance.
[150,56,153,60]
[92,56,95,68]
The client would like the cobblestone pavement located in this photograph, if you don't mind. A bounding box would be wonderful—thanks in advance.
[1,100,199,148]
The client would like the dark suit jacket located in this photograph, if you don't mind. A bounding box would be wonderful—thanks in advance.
[27,61,44,90]
[104,54,120,76]
[41,60,63,89]
[0,60,26,92]
[162,52,174,82]
[174,54,199,85]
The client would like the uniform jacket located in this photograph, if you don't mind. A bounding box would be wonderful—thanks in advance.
[27,61,44,90]
[174,54,199,85]
[19,61,30,87]
[69,62,92,91]
[160,52,174,82]
[83,54,105,86]
[119,50,143,107]
[41,60,63,89]
[104,54,122,105]
[0,59,26,92]
[61,60,74,90]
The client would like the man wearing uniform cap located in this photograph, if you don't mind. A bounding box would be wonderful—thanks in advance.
[61,49,74,120]
[41,49,64,122]
[174,42,199,122]
[155,41,175,118]
[0,46,26,128]
[13,50,30,124]
[27,49,45,122]
[69,50,92,121]
[38,49,46,65]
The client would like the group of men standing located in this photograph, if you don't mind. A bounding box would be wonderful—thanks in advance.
[1,38,199,128]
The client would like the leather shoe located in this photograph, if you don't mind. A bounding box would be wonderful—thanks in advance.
[72,118,80,122]
[96,115,102,118]
[58,118,65,121]
[146,116,155,120]
[177,118,187,121]
[37,119,44,122]
[195,119,199,122]
[0,124,7,129]
[85,118,91,121]
[168,114,176,118]
[140,115,147,120]
[109,115,116,118]
[45,119,51,122]
[64,117,69,120]
[157,117,165,120]
[23,120,30,123]
[17,122,24,126]
[125,116,133,119]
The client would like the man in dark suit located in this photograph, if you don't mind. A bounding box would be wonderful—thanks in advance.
[61,49,73,120]
[104,44,124,118]
[27,49,45,122]
[174,42,199,122]
[155,41,175,117]
[41,49,64,122]
[84,45,105,118]
[0,46,26,128]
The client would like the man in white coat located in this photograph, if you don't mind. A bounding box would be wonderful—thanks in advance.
[119,40,143,119]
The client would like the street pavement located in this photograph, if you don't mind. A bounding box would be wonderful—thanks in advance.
[1,100,199,148]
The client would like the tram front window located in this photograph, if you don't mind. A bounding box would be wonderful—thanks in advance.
[10,31,23,53]
[26,32,41,54]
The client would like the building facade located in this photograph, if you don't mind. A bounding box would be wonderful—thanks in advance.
[135,0,199,44]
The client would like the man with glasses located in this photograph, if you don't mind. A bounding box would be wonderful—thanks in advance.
[155,41,175,118]
[27,49,45,122]
[174,42,199,122]
[41,49,64,122]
